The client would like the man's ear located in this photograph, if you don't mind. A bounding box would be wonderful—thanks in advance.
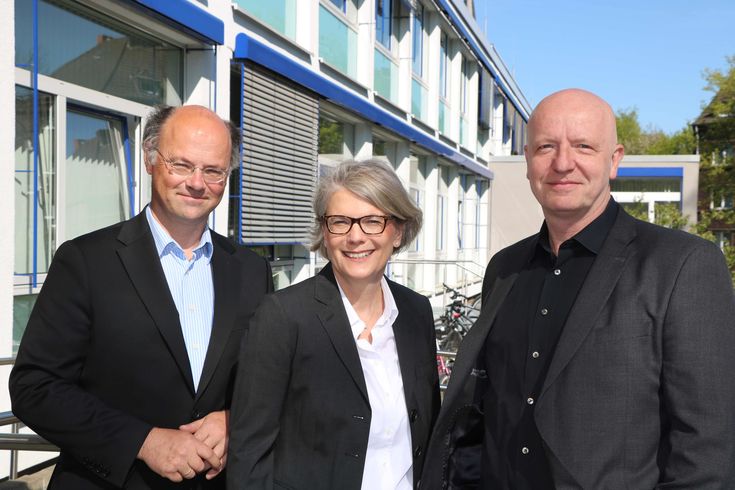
[609,144,625,180]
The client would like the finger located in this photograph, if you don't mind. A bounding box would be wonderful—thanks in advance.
[196,443,222,471]
[205,466,222,480]
[180,467,197,480]
[179,418,204,433]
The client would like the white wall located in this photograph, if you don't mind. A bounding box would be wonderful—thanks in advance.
[487,156,544,257]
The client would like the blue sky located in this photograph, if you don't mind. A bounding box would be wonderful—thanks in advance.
[475,0,735,134]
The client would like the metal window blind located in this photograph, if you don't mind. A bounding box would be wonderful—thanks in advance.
[239,62,318,244]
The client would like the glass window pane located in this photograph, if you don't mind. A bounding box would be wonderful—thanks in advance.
[412,5,423,76]
[65,109,130,240]
[375,0,392,48]
[16,0,183,106]
[15,86,56,276]
[13,294,38,355]
[235,0,297,39]
[319,4,358,79]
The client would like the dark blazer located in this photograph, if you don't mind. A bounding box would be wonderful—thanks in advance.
[227,263,440,489]
[422,208,735,489]
[9,210,273,489]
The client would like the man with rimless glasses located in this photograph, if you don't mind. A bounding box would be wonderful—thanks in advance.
[10,105,273,489]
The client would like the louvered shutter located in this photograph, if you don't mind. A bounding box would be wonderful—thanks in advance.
[239,61,318,244]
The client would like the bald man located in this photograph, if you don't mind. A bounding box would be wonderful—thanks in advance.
[10,105,273,489]
[420,89,735,489]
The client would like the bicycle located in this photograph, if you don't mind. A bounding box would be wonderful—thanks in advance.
[434,283,480,352]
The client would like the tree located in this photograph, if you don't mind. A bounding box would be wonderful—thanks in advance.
[615,108,696,155]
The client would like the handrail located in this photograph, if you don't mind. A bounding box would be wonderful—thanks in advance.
[0,357,16,367]
[389,258,485,281]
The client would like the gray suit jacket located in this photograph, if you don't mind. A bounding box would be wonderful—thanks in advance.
[421,208,735,489]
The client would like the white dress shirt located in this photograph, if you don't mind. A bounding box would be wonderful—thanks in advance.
[338,278,413,490]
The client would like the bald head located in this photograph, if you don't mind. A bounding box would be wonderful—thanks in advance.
[528,89,619,151]
[143,104,241,170]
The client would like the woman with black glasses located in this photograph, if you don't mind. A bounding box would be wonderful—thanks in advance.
[228,159,439,490]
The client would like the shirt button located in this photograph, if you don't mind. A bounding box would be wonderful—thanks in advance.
[540,308,549,316]
[531,351,540,359]
[521,447,530,455]
[527,397,534,405]
[554,268,561,276]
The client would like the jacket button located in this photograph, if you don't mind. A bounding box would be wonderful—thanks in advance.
[414,446,423,458]
[409,409,418,422]
[192,411,203,419]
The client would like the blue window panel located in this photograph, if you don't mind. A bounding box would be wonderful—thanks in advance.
[375,0,392,48]
[319,4,357,78]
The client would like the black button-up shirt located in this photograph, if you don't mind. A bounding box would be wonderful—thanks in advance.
[481,199,619,489]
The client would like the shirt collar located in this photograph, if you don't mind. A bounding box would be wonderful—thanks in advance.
[337,277,399,339]
[535,198,619,258]
[145,206,213,262]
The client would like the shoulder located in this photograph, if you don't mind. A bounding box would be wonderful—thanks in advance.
[210,231,270,268]
[387,278,431,311]
[486,233,538,277]
[621,212,721,259]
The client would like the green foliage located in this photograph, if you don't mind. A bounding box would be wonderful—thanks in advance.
[318,119,343,154]
[615,108,696,155]
[624,201,688,230]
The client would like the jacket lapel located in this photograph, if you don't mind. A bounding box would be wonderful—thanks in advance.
[540,211,637,397]
[195,235,240,400]
[315,264,370,404]
[116,212,195,393]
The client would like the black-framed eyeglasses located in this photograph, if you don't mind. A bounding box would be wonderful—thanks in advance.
[155,149,230,184]
[322,215,394,235]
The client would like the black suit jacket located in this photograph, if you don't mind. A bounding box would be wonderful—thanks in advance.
[9,211,273,489]
[422,208,735,489]
[227,263,440,489]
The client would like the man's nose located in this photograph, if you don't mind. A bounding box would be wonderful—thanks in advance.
[185,167,207,189]
[552,144,575,172]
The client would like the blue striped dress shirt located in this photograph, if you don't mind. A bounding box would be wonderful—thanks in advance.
[146,207,214,391]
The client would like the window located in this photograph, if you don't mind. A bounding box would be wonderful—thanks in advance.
[14,87,133,280]
[439,31,449,99]
[409,155,427,252]
[375,0,393,49]
[234,0,298,39]
[412,5,424,77]
[15,0,183,106]
[711,190,734,210]
[328,0,346,11]
[436,166,449,252]
[319,0,358,78]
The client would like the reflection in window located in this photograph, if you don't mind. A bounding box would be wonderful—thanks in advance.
[412,5,424,77]
[439,31,449,99]
[375,0,393,49]
[15,0,183,106]
[15,87,55,276]
[65,109,130,240]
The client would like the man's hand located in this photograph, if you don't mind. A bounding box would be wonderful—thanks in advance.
[179,410,229,479]
[137,427,222,482]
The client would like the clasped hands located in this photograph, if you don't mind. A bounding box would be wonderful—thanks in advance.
[137,410,228,482]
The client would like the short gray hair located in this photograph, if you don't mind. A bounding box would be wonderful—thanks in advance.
[142,105,242,170]
[309,159,422,258]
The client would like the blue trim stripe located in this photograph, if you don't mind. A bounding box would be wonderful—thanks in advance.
[234,33,493,180]
[434,0,528,120]
[132,0,224,44]
[617,167,683,178]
